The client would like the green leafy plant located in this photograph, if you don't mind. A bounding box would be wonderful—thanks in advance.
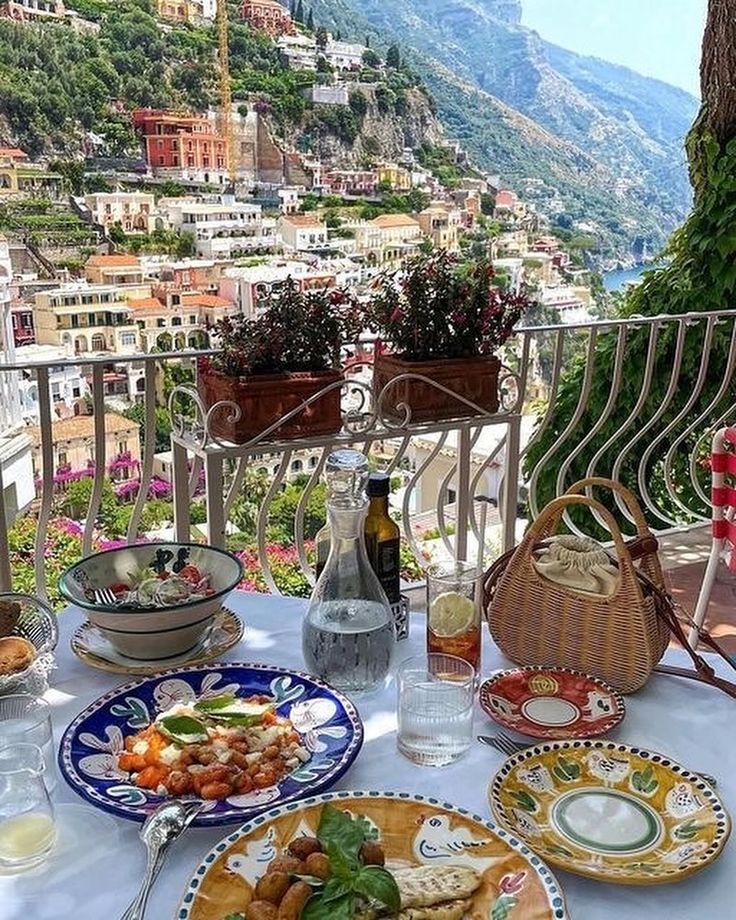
[210,279,362,377]
[300,805,400,920]
[367,251,532,361]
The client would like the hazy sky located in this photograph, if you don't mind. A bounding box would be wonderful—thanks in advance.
[522,0,707,97]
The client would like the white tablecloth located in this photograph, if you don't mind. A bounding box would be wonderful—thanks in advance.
[2,592,735,920]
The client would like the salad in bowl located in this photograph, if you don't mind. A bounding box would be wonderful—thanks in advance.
[59,543,243,660]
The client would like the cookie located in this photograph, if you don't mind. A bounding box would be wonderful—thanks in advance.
[0,636,35,675]
[0,600,21,637]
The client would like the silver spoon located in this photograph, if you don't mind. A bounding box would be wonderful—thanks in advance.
[120,799,204,920]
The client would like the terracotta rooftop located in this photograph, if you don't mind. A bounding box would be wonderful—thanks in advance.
[0,147,28,160]
[371,213,420,229]
[85,254,141,268]
[26,412,137,448]
[128,297,164,311]
[282,214,325,228]
[495,190,518,207]
[181,293,233,308]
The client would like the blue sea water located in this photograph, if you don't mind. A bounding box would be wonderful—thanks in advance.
[603,262,663,292]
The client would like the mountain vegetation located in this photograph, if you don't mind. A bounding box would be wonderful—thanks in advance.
[310,0,699,257]
[526,0,736,525]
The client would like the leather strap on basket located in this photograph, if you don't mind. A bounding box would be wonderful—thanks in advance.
[636,569,736,700]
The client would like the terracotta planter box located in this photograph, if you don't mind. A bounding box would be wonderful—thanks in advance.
[197,359,343,444]
[373,352,501,424]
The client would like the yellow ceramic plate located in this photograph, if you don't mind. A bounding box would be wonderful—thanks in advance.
[71,606,243,675]
[177,791,569,920]
[489,739,731,885]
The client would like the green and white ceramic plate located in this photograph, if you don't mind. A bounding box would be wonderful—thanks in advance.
[488,739,731,885]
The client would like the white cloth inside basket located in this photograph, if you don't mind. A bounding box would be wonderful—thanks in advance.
[532,535,619,595]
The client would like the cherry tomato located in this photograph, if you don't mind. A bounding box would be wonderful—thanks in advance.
[109,583,129,595]
[179,565,203,584]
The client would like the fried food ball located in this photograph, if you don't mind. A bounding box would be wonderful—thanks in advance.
[266,855,304,875]
[360,841,385,866]
[244,901,278,920]
[287,836,322,860]
[277,881,312,920]
[254,871,291,905]
[303,852,331,880]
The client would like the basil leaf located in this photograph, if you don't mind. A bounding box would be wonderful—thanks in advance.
[324,840,360,880]
[354,866,401,912]
[207,713,262,727]
[317,804,367,860]
[321,877,353,904]
[300,892,355,920]
[194,694,236,711]
[156,715,208,744]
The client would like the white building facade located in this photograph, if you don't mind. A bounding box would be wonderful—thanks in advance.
[0,235,35,526]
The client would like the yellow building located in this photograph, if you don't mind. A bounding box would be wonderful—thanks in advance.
[376,163,412,193]
[27,413,142,482]
[34,283,147,356]
[355,213,422,266]
[84,254,145,286]
[417,203,463,252]
[0,160,63,200]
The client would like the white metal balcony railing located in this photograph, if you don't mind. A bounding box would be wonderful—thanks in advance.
[0,307,731,603]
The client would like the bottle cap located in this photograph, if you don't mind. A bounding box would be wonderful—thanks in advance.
[366,472,390,497]
[324,449,369,508]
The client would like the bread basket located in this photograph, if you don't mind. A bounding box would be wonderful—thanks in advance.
[0,593,58,695]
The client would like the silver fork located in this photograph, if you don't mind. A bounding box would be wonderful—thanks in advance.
[477,732,719,788]
[94,587,118,606]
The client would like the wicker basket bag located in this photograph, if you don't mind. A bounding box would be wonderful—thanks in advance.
[485,490,670,693]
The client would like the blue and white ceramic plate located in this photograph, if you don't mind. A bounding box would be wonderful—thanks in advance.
[58,663,364,828]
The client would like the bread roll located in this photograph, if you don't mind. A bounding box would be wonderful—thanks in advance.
[0,636,35,674]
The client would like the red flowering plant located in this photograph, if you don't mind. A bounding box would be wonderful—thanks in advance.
[367,250,532,361]
[210,277,362,377]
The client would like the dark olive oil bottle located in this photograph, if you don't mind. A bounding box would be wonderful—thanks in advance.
[363,472,400,605]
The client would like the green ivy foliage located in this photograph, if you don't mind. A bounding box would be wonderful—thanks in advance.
[524,131,736,530]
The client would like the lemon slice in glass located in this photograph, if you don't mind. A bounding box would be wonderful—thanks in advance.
[429,591,476,637]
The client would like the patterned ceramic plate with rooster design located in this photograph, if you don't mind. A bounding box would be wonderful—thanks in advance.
[479,667,626,739]
[489,739,731,885]
[177,791,569,920]
[58,663,363,828]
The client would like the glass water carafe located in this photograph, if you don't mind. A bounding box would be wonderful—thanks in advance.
[0,742,56,871]
[302,450,396,693]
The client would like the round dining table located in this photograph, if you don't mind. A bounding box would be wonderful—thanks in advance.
[2,591,734,920]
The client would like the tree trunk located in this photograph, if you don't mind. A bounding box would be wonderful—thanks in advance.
[689,0,736,199]
[700,0,736,144]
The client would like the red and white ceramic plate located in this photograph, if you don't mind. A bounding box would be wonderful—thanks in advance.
[479,666,626,739]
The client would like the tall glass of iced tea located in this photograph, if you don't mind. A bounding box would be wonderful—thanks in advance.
[426,561,481,673]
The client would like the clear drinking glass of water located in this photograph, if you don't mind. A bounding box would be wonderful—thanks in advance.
[0,695,55,793]
[397,653,475,767]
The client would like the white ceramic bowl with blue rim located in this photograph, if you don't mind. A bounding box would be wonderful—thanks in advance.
[58,543,243,660]
[176,790,569,920]
[58,662,364,828]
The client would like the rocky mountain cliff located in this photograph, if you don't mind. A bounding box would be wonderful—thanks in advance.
[311,0,699,255]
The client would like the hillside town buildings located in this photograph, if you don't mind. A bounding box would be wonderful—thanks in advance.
[278,214,329,252]
[132,109,228,185]
[239,0,293,38]
[27,412,142,488]
[83,192,156,235]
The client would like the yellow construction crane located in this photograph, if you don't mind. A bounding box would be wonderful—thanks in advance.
[216,0,236,184]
